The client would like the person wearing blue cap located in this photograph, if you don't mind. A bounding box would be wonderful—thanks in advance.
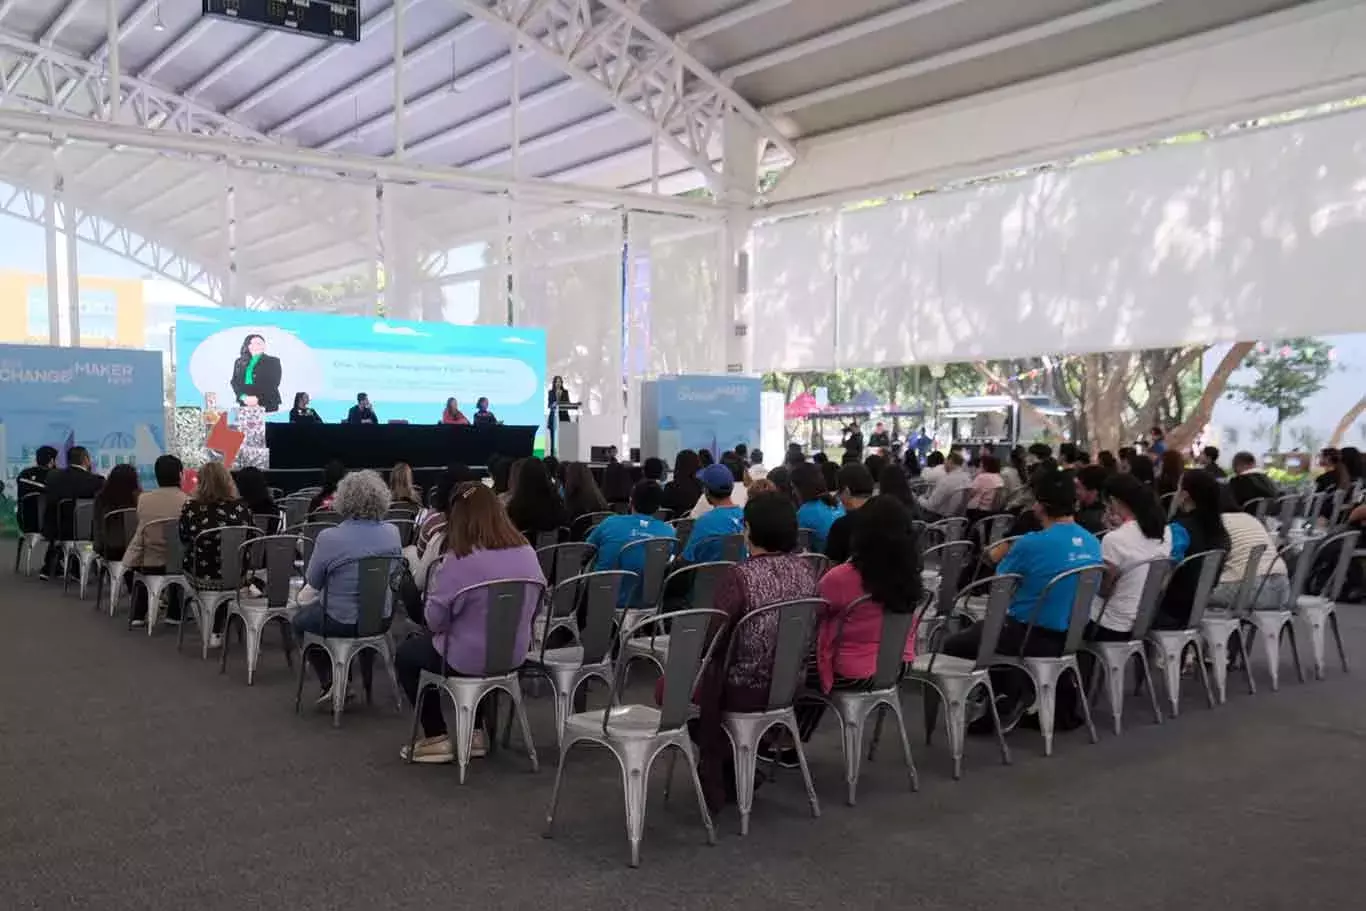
[681,464,747,564]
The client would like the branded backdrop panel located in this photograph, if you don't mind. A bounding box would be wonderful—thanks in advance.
[0,344,165,486]
[174,306,546,429]
[639,375,762,466]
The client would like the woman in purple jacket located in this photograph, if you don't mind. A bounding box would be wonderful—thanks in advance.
[396,482,545,764]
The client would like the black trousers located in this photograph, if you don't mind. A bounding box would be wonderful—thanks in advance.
[794,665,874,740]
[941,619,1077,727]
[128,567,183,622]
[395,633,489,739]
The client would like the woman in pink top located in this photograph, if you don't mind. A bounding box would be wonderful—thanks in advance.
[798,496,923,740]
[965,453,1005,523]
[440,397,470,425]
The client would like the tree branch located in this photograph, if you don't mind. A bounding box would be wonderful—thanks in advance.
[1168,342,1255,450]
[1330,395,1366,447]
[1129,346,1203,440]
[972,361,1067,438]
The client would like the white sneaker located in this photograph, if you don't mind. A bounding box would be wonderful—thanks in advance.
[400,736,455,764]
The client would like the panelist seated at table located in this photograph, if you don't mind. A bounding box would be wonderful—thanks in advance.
[346,392,380,425]
[471,397,498,426]
[440,397,470,426]
[289,392,323,424]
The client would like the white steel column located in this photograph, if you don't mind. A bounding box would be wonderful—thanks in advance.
[507,35,521,327]
[371,182,383,317]
[105,0,120,121]
[393,0,406,158]
[718,109,760,374]
[223,161,242,308]
[43,159,61,345]
[64,194,81,345]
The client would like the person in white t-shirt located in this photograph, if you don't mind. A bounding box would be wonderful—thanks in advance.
[1089,474,1172,638]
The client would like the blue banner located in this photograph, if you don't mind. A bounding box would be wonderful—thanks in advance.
[174,307,547,431]
[647,376,762,463]
[0,344,166,486]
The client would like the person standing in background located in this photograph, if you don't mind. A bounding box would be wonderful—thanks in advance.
[289,392,322,424]
[347,393,379,425]
[547,376,571,424]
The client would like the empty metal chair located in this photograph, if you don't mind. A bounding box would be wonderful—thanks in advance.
[719,597,825,834]
[519,571,633,744]
[295,555,406,728]
[908,574,1020,779]
[1146,550,1224,717]
[534,541,597,591]
[1242,541,1312,691]
[917,540,972,646]
[14,492,45,575]
[544,607,726,867]
[281,498,311,530]
[129,518,189,635]
[798,597,918,806]
[220,535,302,685]
[992,565,1104,756]
[1199,545,1265,703]
[621,562,732,675]
[405,577,547,780]
[1083,557,1170,733]
[1296,529,1360,679]
[178,526,261,659]
[92,507,140,616]
[251,512,282,536]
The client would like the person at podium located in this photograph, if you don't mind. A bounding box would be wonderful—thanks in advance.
[547,375,571,425]
[346,392,379,425]
[440,397,469,425]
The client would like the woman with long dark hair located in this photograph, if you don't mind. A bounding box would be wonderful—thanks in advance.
[506,457,568,536]
[234,466,277,518]
[93,463,141,561]
[663,449,703,516]
[601,460,633,509]
[229,333,283,412]
[1156,469,1231,628]
[1127,452,1156,486]
[1156,449,1185,498]
[563,462,609,530]
[308,460,347,514]
[791,462,844,552]
[547,375,570,424]
[1089,474,1171,637]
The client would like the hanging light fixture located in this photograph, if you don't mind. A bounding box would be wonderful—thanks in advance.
[153,2,166,32]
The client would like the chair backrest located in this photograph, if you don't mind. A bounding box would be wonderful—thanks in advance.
[1314,529,1361,602]
[927,516,969,544]
[18,492,43,533]
[978,513,1015,548]
[445,577,547,676]
[320,555,404,637]
[268,487,285,500]
[101,507,140,554]
[308,510,343,527]
[1023,564,1104,655]
[609,607,729,734]
[138,517,184,573]
[1126,557,1175,639]
[662,561,733,613]
[618,536,677,609]
[573,511,615,539]
[1302,491,1325,523]
[926,573,1021,672]
[542,570,634,665]
[388,517,417,547]
[192,525,261,586]
[251,512,281,536]
[1160,491,1178,518]
[923,540,973,617]
[1172,549,1227,629]
[1230,544,1267,616]
[536,541,597,588]
[1273,495,1299,540]
[1243,497,1270,524]
[796,527,813,552]
[281,498,311,529]
[72,499,96,540]
[797,551,832,579]
[295,486,322,498]
[531,529,560,550]
[671,517,696,549]
[693,532,747,562]
[241,534,301,607]
[294,521,335,548]
[722,597,824,711]
[385,505,419,522]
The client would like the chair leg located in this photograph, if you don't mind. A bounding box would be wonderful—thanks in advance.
[839,710,866,807]
[381,641,403,713]
[1205,632,1230,705]
[453,696,479,784]
[245,621,263,686]
[1156,644,1182,718]
[219,615,233,675]
[331,653,350,728]
[1285,623,1305,684]
[1233,628,1257,696]
[293,643,311,713]
[1258,621,1283,691]
[1305,612,1328,680]
[1192,641,1216,709]
[622,753,649,868]
[1103,655,1126,736]
[783,717,821,821]
[509,680,539,773]
[939,686,967,780]
[887,698,919,792]
[921,683,941,746]
[679,740,716,850]
[1134,650,1164,725]
[731,729,759,836]
[543,740,576,838]
[866,704,886,762]
[1330,611,1350,674]
[1036,677,1057,757]
[404,685,427,763]
[984,677,1012,767]
[1069,665,1099,744]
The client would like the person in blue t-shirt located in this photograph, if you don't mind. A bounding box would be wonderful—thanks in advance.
[587,480,676,607]
[681,464,746,563]
[941,467,1101,732]
[791,462,844,552]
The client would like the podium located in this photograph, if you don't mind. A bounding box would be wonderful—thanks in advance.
[547,401,583,460]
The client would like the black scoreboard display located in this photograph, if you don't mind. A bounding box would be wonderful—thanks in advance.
[203,0,360,43]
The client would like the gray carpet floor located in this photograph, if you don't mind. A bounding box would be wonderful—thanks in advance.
[3,550,1365,911]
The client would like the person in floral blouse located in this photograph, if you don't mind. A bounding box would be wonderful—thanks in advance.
[179,460,254,647]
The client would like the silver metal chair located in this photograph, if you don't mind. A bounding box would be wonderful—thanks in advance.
[1295,529,1360,679]
[281,497,311,530]
[797,551,832,579]
[295,555,406,728]
[60,499,98,597]
[622,561,732,676]
[573,511,615,540]
[1199,545,1265,703]
[799,596,919,806]
[1083,557,1170,733]
[916,540,972,649]
[129,518,189,634]
[908,574,1020,779]
[796,527,814,552]
[251,512,282,536]
[535,541,596,590]
[993,564,1104,756]
[616,536,678,628]
[976,513,1015,549]
[14,491,45,575]
[405,577,547,780]
[544,606,725,867]
[388,517,417,547]
[926,516,969,545]
[1242,541,1312,691]
[1242,497,1271,526]
[1146,550,1224,717]
[672,518,697,550]
[719,598,825,834]
[220,535,301,684]
[529,529,560,550]
[307,510,343,527]
[179,525,261,659]
[519,570,632,745]
[92,507,140,615]
[1271,495,1299,543]
[690,532,748,563]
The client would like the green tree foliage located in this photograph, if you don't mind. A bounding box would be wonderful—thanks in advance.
[1227,339,1336,452]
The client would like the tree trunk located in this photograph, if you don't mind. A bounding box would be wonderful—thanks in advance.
[1166,341,1255,452]
[1272,406,1285,453]
[1329,395,1366,447]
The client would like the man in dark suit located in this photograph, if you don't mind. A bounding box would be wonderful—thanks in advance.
[40,445,105,580]
[346,393,379,425]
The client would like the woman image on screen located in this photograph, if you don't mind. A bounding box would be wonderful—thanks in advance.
[547,375,570,426]
[290,392,322,424]
[441,397,469,426]
[229,333,283,412]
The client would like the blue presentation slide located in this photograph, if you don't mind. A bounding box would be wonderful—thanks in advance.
[174,307,547,428]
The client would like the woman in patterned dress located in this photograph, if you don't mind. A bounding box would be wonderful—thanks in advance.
[178,460,254,648]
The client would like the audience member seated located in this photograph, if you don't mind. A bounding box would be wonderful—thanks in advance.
[921,450,947,484]
[1096,450,1118,473]
[1073,465,1110,534]
[1126,450,1156,485]
[124,455,189,626]
[691,455,749,517]
[818,459,840,496]
[587,481,676,608]
[920,451,971,518]
[679,465,746,563]
[293,470,404,706]
[1156,450,1185,500]
[179,461,255,646]
[793,497,923,746]
[601,460,634,510]
[939,468,1101,730]
[791,462,844,553]
[414,464,473,558]
[641,457,667,485]
[1211,495,1288,610]
[92,464,141,562]
[389,462,423,509]
[308,460,347,514]
[234,466,278,525]
[1198,446,1226,479]
[1155,470,1231,629]
[506,457,568,539]
[876,464,918,514]
[1088,474,1171,638]
[16,446,57,531]
[748,448,768,481]
[564,462,611,535]
[39,445,105,580]
[395,482,544,763]
[965,454,1005,523]
[489,457,514,504]
[824,462,875,565]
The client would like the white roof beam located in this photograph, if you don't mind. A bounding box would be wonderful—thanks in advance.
[139,18,215,80]
[91,0,159,63]
[183,29,275,97]
[764,0,1163,115]
[458,106,616,169]
[720,0,970,81]
[396,77,578,157]
[0,0,23,24]
[676,0,792,44]
[268,14,482,135]
[40,0,88,47]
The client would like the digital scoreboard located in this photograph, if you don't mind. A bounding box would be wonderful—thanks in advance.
[202,0,359,43]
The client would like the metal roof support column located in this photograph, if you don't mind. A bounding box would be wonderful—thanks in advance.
[105,0,120,122]
[718,108,760,375]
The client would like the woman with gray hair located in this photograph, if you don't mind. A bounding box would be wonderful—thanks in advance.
[292,469,403,705]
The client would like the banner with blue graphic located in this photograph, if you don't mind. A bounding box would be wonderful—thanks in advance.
[174,306,547,431]
[0,344,166,487]
[640,375,762,465]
